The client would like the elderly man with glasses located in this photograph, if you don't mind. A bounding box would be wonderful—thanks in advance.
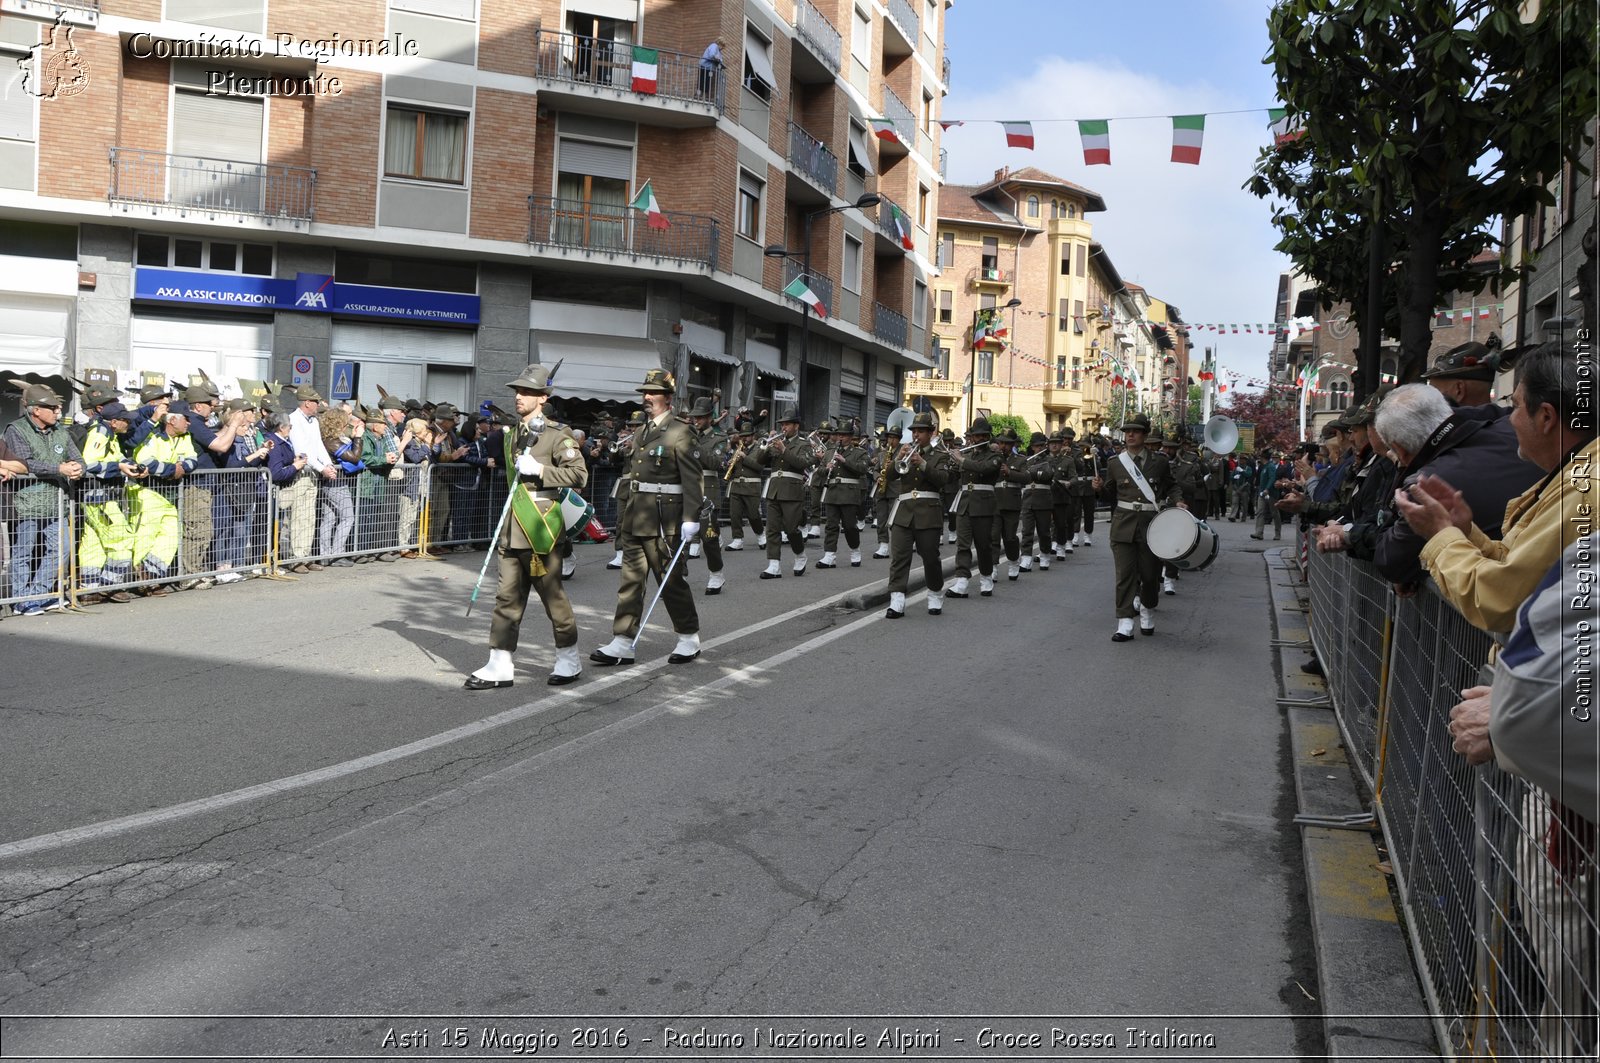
[3,384,83,614]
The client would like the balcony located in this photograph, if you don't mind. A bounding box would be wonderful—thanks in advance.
[108,148,315,224]
[873,193,914,254]
[787,122,838,202]
[3,0,97,24]
[1042,383,1081,410]
[533,29,723,127]
[781,258,834,316]
[942,55,951,88]
[968,266,1013,290]
[873,302,908,348]
[527,195,719,270]
[939,147,948,179]
[880,85,916,152]
[905,374,963,399]
[883,0,919,55]
[792,0,842,83]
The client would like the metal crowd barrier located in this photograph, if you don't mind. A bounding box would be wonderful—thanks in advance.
[1,476,69,613]
[1304,546,1598,1059]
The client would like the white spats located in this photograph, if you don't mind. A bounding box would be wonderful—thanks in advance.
[472,649,514,683]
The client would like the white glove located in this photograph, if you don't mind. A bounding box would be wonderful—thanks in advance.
[679,521,701,540]
[516,452,543,477]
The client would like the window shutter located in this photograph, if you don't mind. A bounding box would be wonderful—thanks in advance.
[558,138,633,181]
[172,90,263,163]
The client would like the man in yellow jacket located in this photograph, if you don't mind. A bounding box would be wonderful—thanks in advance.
[129,410,199,592]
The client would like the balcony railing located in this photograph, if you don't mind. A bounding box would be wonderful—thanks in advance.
[885,0,920,42]
[880,84,916,143]
[793,0,843,72]
[942,55,951,87]
[905,374,963,398]
[875,193,912,247]
[108,148,315,222]
[533,29,725,114]
[787,122,839,196]
[873,303,908,348]
[527,194,720,269]
[782,258,834,315]
[5,0,98,22]
[968,266,1013,288]
[939,147,948,180]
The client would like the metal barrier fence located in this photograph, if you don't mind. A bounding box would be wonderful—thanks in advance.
[1304,546,1598,1059]
[1,477,69,614]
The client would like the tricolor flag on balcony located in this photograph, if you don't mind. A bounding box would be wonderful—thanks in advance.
[1002,121,1034,150]
[631,47,659,94]
[630,180,670,230]
[782,274,828,319]
[871,118,901,143]
[1170,115,1204,165]
[1078,119,1111,165]
[889,202,914,250]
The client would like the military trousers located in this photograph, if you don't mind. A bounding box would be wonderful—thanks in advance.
[490,546,578,652]
[954,511,995,578]
[1020,505,1054,556]
[1073,494,1096,535]
[1052,502,1075,544]
[992,509,1021,562]
[765,497,807,560]
[612,530,698,638]
[727,493,764,539]
[874,496,892,544]
[888,523,943,596]
[1111,533,1162,619]
[822,502,860,553]
[697,522,723,574]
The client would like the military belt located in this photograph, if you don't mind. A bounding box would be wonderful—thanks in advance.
[903,490,942,500]
[775,470,807,480]
[832,477,861,485]
[1116,500,1157,512]
[633,482,684,495]
[964,483,995,491]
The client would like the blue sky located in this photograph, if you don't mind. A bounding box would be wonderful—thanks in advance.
[940,0,1290,384]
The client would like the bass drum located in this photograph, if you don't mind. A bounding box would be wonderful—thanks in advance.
[1146,507,1219,571]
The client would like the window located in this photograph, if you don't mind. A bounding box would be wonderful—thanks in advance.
[923,0,938,38]
[846,120,875,178]
[0,41,37,143]
[555,136,634,249]
[932,340,949,378]
[981,236,999,274]
[1060,242,1071,276]
[977,349,994,383]
[1075,243,1086,277]
[1071,357,1082,389]
[1058,298,1070,332]
[843,234,863,293]
[743,24,776,102]
[913,280,927,327]
[921,91,934,133]
[385,105,467,183]
[1327,380,1350,411]
[1056,356,1067,387]
[851,6,872,69]
[172,80,265,209]
[1073,299,1084,333]
[343,251,478,294]
[980,293,996,311]
[136,234,274,275]
[937,289,953,324]
[1380,356,1398,385]
[1026,195,1039,218]
[938,231,954,268]
[917,184,930,228]
[1067,203,1076,218]
[736,169,763,241]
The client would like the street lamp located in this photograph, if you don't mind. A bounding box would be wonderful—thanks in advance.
[765,192,882,422]
[1001,297,1022,415]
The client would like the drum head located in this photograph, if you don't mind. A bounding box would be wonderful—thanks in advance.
[1147,508,1200,562]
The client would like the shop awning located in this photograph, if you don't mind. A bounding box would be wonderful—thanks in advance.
[532,331,664,403]
[0,297,70,375]
[688,346,740,367]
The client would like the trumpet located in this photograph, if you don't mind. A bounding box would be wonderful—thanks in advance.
[893,442,917,476]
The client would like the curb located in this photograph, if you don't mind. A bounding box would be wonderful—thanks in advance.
[1265,548,1439,1060]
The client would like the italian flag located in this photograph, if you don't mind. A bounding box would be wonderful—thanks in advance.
[1077,119,1110,165]
[871,118,900,142]
[630,180,669,230]
[782,275,828,319]
[631,46,658,94]
[1170,114,1204,165]
[889,202,914,250]
[1001,121,1034,150]
[1268,107,1305,146]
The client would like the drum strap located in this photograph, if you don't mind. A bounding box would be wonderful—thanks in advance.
[1118,450,1159,506]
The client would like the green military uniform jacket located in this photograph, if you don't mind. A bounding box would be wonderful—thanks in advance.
[1069,444,1099,496]
[886,442,952,530]
[995,451,1027,511]
[954,446,1001,517]
[725,439,764,498]
[1173,452,1206,508]
[759,431,815,502]
[694,425,729,507]
[619,412,702,536]
[1104,446,1182,544]
[502,417,587,552]
[1022,449,1055,510]
[819,443,870,506]
[1050,449,1080,505]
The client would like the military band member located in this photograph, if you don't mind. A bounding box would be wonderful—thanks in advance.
[884,411,953,618]
[1018,431,1056,571]
[939,428,960,543]
[870,426,893,558]
[1160,433,1203,595]
[947,417,1001,599]
[816,419,869,568]
[758,406,816,578]
[591,369,702,667]
[1069,429,1099,546]
[991,428,1028,579]
[466,364,587,690]
[687,396,729,595]
[1092,413,1185,642]
[1049,430,1079,559]
[606,408,646,570]
[723,418,764,552]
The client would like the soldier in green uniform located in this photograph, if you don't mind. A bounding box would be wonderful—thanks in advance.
[687,396,728,594]
[1156,431,1194,595]
[1093,413,1185,641]
[816,419,870,568]
[606,409,646,570]
[939,427,960,543]
[991,428,1028,579]
[1048,430,1079,559]
[1068,428,1099,546]
[1018,431,1056,571]
[870,426,893,558]
[722,417,764,552]
[946,417,1000,599]
[757,406,816,578]
[465,364,588,690]
[884,411,953,617]
[592,369,703,666]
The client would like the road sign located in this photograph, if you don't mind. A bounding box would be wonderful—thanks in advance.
[330,361,358,402]
[291,357,314,386]
[772,389,798,403]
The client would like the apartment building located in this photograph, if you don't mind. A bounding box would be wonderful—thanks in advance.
[0,0,947,427]
[1500,116,1597,352]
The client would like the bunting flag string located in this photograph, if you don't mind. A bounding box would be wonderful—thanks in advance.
[932,107,1303,164]
[994,307,1503,333]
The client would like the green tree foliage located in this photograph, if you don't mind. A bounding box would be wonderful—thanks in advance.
[984,413,1033,445]
[1247,0,1596,395]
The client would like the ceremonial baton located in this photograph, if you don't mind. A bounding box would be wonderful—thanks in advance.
[630,531,692,653]
[466,444,534,617]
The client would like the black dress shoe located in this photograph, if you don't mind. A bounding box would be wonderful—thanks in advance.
[464,675,513,690]
[667,650,700,664]
[946,590,968,599]
[760,571,781,579]
[547,672,581,686]
[1111,631,1134,642]
[816,561,835,569]
[850,561,861,567]
[885,607,904,619]
[1140,625,1156,636]
[589,650,633,666]
[1300,658,1324,677]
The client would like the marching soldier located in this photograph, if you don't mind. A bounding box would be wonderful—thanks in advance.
[723,417,764,554]
[605,408,646,570]
[1069,428,1099,546]
[687,396,729,595]
[465,364,588,690]
[991,428,1028,580]
[869,426,893,558]
[1018,431,1056,571]
[1092,413,1184,641]
[939,428,960,543]
[1162,433,1206,596]
[817,418,870,568]
[591,369,703,667]
[1049,430,1079,560]
[757,406,816,578]
[946,417,1000,599]
[884,411,953,618]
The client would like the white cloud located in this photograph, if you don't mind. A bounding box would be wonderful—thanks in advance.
[940,55,1292,380]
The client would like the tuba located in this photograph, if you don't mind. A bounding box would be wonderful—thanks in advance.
[1202,415,1239,455]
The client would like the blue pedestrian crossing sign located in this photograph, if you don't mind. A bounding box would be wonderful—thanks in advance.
[330,361,358,402]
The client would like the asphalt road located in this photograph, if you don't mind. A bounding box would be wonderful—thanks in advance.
[0,523,1320,1059]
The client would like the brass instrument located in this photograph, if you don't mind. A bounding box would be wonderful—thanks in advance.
[873,442,895,495]
[723,438,749,481]
[893,442,917,476]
